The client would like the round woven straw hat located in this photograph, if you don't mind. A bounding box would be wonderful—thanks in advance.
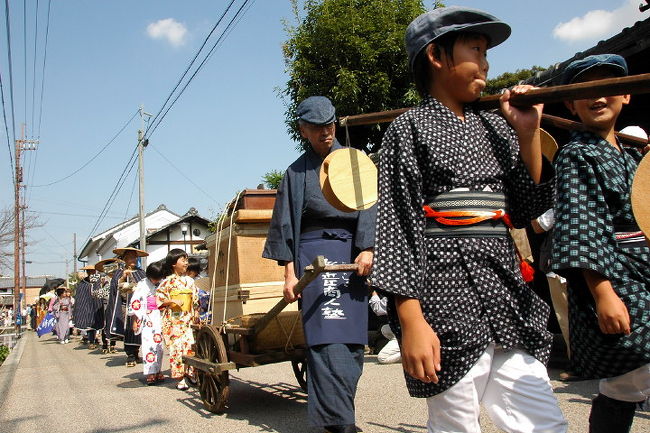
[319,148,378,212]
[112,247,148,258]
[540,128,558,163]
[94,257,124,273]
[632,154,650,238]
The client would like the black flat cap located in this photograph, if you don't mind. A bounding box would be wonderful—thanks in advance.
[406,6,511,70]
[562,54,628,85]
[296,96,336,125]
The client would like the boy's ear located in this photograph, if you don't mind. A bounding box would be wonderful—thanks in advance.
[622,94,631,106]
[564,100,577,116]
[426,43,443,70]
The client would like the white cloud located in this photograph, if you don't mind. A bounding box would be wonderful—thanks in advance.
[146,18,188,47]
[553,0,645,42]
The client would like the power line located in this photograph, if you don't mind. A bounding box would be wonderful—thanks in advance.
[26,209,125,220]
[4,0,17,153]
[124,168,138,219]
[82,148,138,247]
[145,0,253,139]
[30,0,40,135]
[150,146,219,204]
[145,0,238,134]
[36,0,51,139]
[0,72,15,185]
[31,109,138,187]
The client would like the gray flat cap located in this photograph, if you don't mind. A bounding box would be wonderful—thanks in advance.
[406,6,511,70]
[296,96,336,125]
[562,54,628,85]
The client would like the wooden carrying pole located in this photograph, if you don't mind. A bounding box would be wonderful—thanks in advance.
[339,73,650,148]
[252,256,359,336]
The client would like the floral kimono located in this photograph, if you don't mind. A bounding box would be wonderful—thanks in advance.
[156,274,198,379]
[128,278,163,376]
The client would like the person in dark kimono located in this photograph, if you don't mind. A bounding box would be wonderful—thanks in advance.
[552,54,650,433]
[74,265,104,349]
[263,96,376,433]
[372,7,567,433]
[107,247,147,366]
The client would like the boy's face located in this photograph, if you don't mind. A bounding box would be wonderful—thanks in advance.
[432,34,489,103]
[564,68,630,133]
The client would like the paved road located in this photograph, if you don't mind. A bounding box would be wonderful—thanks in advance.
[0,332,648,433]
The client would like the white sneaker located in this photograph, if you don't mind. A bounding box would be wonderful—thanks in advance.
[64,339,69,344]
[60,340,65,344]
[176,379,189,390]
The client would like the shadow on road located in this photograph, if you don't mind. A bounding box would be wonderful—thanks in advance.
[0,415,42,431]
[87,417,171,433]
[366,421,427,432]
[177,376,316,432]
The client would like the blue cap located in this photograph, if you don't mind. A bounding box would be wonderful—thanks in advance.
[405,6,511,70]
[296,96,336,125]
[562,54,628,85]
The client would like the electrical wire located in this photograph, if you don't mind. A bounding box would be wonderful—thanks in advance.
[30,0,40,135]
[0,72,15,186]
[31,109,138,187]
[123,169,138,219]
[26,209,124,220]
[145,0,238,134]
[145,0,253,139]
[150,146,219,204]
[36,0,50,139]
[4,0,17,158]
[82,148,138,247]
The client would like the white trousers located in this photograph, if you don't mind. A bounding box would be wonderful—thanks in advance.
[599,362,650,404]
[426,343,568,433]
[377,324,401,364]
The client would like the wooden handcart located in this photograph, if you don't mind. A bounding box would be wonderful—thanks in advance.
[182,190,357,413]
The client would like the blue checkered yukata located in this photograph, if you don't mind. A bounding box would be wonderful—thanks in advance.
[552,130,650,379]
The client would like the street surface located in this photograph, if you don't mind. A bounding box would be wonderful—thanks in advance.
[0,332,648,433]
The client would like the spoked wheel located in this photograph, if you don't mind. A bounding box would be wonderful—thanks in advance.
[195,325,230,413]
[291,358,308,391]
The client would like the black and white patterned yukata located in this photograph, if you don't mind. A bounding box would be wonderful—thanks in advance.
[552,130,650,379]
[373,96,555,397]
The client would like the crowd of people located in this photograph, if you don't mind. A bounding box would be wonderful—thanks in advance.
[262,6,649,433]
[35,247,209,391]
[26,6,650,433]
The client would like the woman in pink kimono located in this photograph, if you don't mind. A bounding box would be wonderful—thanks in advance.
[128,261,165,385]
[157,248,198,391]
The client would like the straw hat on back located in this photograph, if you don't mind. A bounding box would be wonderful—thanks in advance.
[112,247,148,258]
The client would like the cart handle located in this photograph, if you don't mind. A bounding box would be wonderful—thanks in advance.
[252,256,358,336]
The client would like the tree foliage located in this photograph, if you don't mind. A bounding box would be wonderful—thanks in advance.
[281,0,430,152]
[484,66,547,95]
[262,170,284,190]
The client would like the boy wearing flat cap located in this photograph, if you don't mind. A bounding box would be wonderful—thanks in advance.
[552,54,650,433]
[372,6,568,432]
[263,96,376,433]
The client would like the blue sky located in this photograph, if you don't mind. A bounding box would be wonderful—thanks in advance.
[1,0,647,278]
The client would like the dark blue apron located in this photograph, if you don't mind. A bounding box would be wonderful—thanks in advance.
[298,228,368,347]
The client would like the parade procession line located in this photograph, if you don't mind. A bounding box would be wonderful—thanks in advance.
[0,331,648,432]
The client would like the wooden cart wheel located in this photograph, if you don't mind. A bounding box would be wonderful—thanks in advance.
[291,358,308,391]
[195,325,230,413]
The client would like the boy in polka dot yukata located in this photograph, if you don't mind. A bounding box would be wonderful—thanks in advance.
[372,7,567,433]
[551,54,650,433]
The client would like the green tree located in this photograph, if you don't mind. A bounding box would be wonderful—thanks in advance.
[262,170,284,190]
[484,66,547,95]
[281,0,431,152]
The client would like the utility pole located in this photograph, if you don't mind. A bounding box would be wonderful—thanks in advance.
[73,233,77,274]
[138,105,152,267]
[14,124,37,331]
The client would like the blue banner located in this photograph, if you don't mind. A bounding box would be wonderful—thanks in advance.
[36,312,56,337]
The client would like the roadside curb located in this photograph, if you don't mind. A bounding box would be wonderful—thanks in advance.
[0,332,28,410]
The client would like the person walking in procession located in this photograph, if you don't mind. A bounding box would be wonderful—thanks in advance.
[128,260,166,385]
[157,248,199,391]
[552,54,650,433]
[73,265,104,349]
[52,287,74,344]
[263,96,376,433]
[106,247,147,366]
[372,7,567,433]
